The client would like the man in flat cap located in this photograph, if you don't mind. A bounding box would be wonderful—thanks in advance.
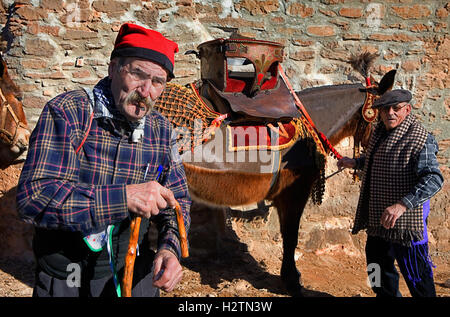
[338,89,443,297]
[17,23,191,297]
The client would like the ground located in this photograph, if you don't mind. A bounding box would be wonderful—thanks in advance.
[0,210,449,298]
[0,165,448,298]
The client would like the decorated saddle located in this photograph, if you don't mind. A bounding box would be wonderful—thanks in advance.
[154,36,329,203]
[155,36,318,154]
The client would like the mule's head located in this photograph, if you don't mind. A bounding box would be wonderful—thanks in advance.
[0,54,30,169]
[319,67,397,150]
[359,68,397,147]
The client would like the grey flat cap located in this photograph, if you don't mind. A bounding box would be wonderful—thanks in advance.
[373,89,412,109]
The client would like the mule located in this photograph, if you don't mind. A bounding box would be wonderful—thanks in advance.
[0,54,30,169]
[155,48,396,295]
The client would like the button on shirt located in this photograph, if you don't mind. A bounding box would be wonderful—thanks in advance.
[17,77,191,258]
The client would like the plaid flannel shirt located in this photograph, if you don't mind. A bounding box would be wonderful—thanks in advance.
[17,78,191,258]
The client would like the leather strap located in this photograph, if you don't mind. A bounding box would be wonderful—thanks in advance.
[278,65,343,160]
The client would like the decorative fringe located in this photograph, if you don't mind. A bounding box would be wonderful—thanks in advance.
[367,226,424,247]
[295,118,326,205]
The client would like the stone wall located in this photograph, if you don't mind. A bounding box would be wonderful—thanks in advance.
[0,0,448,259]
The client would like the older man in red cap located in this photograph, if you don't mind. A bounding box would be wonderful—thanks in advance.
[17,23,191,297]
[338,89,443,297]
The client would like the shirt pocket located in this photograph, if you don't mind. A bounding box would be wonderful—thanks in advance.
[140,162,165,183]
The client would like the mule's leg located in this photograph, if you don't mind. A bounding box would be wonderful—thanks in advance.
[273,175,314,297]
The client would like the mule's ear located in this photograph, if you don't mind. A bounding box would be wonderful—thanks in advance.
[377,69,396,95]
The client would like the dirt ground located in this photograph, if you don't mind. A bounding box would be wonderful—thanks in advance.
[0,209,449,298]
[0,165,448,298]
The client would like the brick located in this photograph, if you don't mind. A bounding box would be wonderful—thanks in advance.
[16,6,47,21]
[27,23,60,36]
[63,30,98,40]
[135,7,158,27]
[331,19,350,30]
[199,16,264,29]
[92,0,130,13]
[290,50,315,61]
[342,33,361,40]
[320,0,345,4]
[287,3,314,18]
[17,83,39,92]
[23,71,66,80]
[368,33,416,42]
[401,59,421,72]
[434,22,448,33]
[306,25,335,37]
[41,0,64,11]
[319,9,337,17]
[24,39,55,57]
[339,7,363,18]
[71,78,99,85]
[236,0,279,15]
[72,69,91,78]
[21,58,48,69]
[22,95,48,108]
[176,0,193,6]
[174,5,197,18]
[391,5,431,19]
[410,23,432,33]
[292,38,314,47]
[436,3,449,19]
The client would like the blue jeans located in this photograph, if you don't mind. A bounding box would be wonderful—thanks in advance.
[365,235,436,297]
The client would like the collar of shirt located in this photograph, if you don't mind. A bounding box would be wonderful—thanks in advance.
[92,77,146,142]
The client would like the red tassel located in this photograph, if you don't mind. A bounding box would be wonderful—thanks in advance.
[318,131,343,160]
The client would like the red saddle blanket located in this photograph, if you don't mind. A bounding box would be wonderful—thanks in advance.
[227,121,300,151]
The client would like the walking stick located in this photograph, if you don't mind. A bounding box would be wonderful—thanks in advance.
[122,201,189,297]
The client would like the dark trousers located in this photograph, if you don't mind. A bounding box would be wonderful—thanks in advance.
[33,248,159,297]
[365,235,436,297]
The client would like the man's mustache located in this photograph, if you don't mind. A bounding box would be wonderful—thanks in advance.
[126,90,155,110]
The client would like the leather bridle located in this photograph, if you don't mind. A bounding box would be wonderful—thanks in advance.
[0,87,27,146]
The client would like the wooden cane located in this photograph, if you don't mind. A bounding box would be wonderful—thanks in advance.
[122,215,142,297]
[175,201,189,258]
[122,201,189,297]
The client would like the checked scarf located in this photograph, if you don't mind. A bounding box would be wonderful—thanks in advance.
[352,114,428,246]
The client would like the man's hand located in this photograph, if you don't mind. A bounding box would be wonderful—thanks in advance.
[126,181,177,218]
[337,156,356,170]
[152,249,183,292]
[380,202,407,229]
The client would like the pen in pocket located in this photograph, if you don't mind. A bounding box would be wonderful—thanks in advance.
[143,164,163,182]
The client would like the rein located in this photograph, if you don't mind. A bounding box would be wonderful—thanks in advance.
[278,65,343,160]
[279,65,378,181]
[0,87,27,145]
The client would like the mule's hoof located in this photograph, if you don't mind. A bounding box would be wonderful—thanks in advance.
[285,281,304,297]
[282,274,304,297]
